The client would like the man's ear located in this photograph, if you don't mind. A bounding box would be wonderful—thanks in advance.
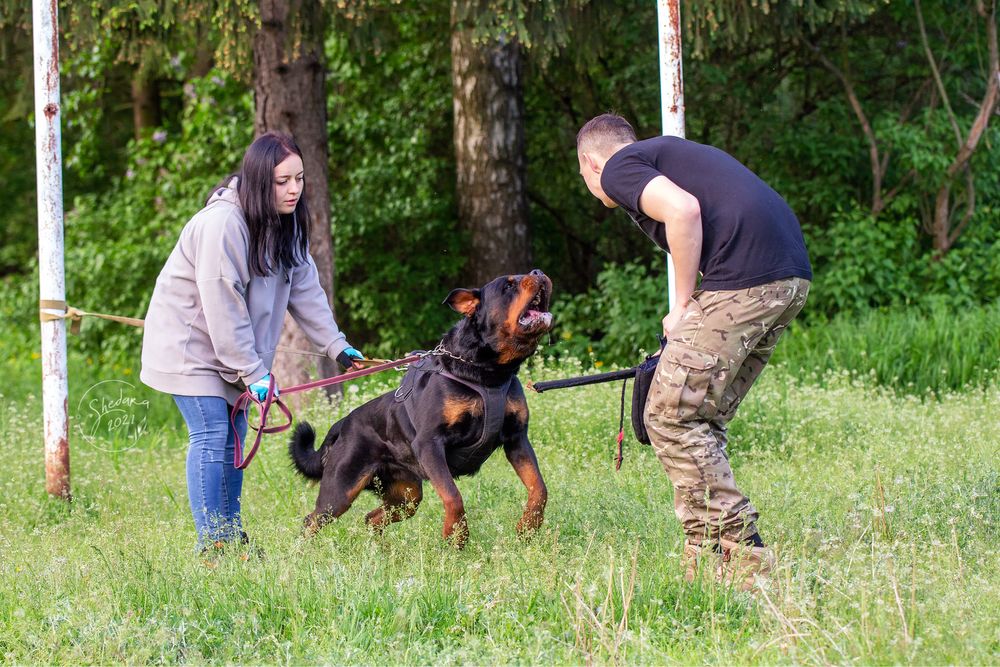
[582,151,602,175]
[444,288,481,317]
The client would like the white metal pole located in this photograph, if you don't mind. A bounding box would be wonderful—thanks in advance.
[33,0,71,499]
[657,0,685,312]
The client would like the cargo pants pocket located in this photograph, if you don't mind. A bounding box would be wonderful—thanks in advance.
[653,344,720,422]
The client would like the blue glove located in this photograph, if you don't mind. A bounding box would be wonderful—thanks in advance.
[248,372,279,401]
[337,347,366,368]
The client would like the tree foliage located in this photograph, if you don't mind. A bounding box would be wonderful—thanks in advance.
[2,0,997,363]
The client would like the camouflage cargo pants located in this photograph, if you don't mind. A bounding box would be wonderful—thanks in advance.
[645,276,810,543]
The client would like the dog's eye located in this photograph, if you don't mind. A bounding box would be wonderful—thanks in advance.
[504,281,515,292]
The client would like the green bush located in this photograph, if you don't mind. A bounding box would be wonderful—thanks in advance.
[806,202,921,315]
[805,199,1000,318]
[0,72,253,360]
[551,260,666,367]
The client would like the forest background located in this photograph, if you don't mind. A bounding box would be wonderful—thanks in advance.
[0,0,998,387]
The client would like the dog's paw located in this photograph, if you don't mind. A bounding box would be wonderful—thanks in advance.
[443,517,469,550]
[301,513,326,538]
[515,512,544,538]
[365,506,388,533]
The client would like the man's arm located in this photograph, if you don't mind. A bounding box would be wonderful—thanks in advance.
[637,175,702,309]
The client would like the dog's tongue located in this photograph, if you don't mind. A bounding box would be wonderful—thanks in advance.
[521,310,553,327]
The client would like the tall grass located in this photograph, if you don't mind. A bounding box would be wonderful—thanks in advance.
[766,300,1000,394]
[1,340,998,663]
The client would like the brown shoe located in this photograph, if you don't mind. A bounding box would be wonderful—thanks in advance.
[681,538,721,583]
[198,532,263,566]
[717,537,775,593]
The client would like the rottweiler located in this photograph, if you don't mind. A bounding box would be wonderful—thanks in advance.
[289,269,554,547]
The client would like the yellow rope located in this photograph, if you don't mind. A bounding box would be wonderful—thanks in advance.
[37,301,382,363]
[39,300,144,335]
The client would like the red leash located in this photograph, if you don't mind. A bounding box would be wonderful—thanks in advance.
[230,354,423,469]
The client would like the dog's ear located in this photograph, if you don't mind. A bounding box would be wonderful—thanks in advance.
[444,288,481,317]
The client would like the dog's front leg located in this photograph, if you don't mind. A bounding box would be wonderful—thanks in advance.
[413,437,468,548]
[504,434,548,535]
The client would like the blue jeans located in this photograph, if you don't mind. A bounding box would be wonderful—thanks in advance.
[173,395,248,549]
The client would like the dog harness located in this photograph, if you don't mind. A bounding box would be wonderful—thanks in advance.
[394,356,513,463]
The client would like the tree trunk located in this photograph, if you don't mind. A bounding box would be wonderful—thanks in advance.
[253,0,339,402]
[191,39,215,78]
[130,70,160,140]
[929,0,999,257]
[451,0,531,287]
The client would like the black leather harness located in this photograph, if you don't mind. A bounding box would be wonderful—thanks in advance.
[394,356,513,464]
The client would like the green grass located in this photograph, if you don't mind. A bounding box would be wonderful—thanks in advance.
[773,299,1000,394]
[1,340,998,664]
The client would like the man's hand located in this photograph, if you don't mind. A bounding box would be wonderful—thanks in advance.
[661,301,691,340]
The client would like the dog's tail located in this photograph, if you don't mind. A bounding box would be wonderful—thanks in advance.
[288,421,336,480]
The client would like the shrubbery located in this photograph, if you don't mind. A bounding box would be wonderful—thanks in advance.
[550,260,666,366]
[0,73,253,359]
[5,4,998,378]
[548,245,1000,394]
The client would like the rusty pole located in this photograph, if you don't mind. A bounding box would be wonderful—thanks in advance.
[33,0,71,499]
[657,0,685,311]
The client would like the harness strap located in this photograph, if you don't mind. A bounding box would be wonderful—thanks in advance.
[438,370,513,453]
[393,358,513,462]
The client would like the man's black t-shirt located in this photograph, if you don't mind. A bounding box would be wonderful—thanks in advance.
[600,136,812,291]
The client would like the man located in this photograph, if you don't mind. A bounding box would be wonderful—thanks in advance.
[576,113,812,591]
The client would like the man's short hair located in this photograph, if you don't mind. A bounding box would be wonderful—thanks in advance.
[576,113,637,155]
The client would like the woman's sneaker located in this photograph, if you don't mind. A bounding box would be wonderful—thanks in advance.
[198,531,263,566]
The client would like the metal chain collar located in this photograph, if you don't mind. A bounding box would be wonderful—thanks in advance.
[425,342,476,365]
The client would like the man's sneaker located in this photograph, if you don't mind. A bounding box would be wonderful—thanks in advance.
[681,538,721,583]
[717,537,775,593]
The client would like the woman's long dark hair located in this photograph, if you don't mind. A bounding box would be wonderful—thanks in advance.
[233,132,310,278]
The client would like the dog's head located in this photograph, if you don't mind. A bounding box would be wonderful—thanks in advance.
[444,269,554,365]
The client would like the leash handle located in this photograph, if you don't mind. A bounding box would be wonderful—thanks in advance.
[232,374,293,470]
[528,367,637,393]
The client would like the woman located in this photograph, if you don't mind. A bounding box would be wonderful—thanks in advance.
[140,132,365,553]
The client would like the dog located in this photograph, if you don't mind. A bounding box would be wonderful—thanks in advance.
[289,269,554,547]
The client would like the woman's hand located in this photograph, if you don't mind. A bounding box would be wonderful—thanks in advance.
[248,372,280,401]
[337,347,367,370]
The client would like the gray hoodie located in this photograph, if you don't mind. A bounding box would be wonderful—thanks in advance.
[140,178,351,405]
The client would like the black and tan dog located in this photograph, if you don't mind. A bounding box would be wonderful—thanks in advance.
[289,270,554,547]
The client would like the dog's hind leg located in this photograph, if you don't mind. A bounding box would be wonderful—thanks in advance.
[365,479,423,531]
[302,463,375,536]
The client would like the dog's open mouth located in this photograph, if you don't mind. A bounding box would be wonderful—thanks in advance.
[517,283,553,331]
